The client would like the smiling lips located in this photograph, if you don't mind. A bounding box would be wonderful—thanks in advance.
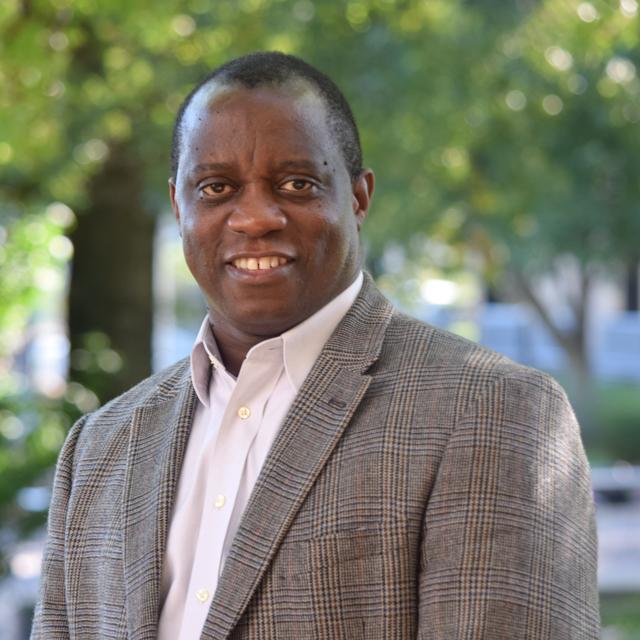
[231,256,290,271]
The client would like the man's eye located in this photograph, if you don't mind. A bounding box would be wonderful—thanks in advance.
[202,182,233,196]
[281,179,313,192]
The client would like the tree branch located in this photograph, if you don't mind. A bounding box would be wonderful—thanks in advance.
[510,269,582,363]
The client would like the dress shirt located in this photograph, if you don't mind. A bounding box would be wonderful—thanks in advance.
[157,272,363,640]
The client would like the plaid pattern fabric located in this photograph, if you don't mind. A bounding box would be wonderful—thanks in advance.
[32,274,599,639]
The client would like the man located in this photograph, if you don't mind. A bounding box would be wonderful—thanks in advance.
[32,52,599,639]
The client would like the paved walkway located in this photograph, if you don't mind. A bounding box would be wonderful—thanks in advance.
[597,499,640,592]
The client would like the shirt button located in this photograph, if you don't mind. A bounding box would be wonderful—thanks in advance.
[214,494,226,509]
[196,588,209,603]
[237,406,251,420]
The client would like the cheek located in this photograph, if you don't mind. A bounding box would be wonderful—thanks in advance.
[181,221,219,278]
[300,203,351,243]
[310,212,357,258]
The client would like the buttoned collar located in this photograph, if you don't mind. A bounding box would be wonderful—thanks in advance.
[190,272,364,407]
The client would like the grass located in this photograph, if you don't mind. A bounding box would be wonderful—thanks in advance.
[601,593,640,639]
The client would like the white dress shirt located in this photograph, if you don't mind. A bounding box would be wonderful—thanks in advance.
[157,272,363,640]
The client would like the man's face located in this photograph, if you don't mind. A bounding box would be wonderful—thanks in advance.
[170,84,373,343]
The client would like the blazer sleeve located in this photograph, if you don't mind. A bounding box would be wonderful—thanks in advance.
[30,415,87,640]
[417,371,600,639]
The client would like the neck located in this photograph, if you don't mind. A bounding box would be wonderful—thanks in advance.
[211,325,262,377]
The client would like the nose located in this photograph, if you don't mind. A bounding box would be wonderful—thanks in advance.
[226,183,287,237]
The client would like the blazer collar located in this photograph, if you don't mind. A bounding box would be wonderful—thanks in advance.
[121,360,196,640]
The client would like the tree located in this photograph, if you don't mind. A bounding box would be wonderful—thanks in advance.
[468,1,640,380]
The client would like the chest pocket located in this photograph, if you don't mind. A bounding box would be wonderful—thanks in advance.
[265,529,383,638]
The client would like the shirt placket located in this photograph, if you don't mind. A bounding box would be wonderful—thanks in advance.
[179,347,282,637]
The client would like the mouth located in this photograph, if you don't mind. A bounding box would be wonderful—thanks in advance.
[230,255,290,271]
[226,254,295,282]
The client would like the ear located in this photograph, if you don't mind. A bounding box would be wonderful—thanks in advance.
[169,177,182,236]
[351,168,375,231]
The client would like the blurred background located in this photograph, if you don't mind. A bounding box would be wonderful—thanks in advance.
[1,0,639,637]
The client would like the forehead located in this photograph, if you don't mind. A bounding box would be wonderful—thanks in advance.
[189,76,322,114]
[179,81,338,166]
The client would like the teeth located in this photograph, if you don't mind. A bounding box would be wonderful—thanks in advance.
[232,256,288,271]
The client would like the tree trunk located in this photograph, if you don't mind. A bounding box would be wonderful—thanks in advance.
[511,267,595,431]
[485,283,500,303]
[68,142,155,403]
[511,268,590,375]
[626,259,639,312]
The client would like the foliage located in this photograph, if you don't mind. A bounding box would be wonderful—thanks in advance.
[585,383,640,464]
[2,0,637,263]
[0,203,83,571]
[600,593,640,638]
[0,205,71,360]
[444,1,640,273]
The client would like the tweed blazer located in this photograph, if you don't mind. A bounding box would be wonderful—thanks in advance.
[32,276,599,639]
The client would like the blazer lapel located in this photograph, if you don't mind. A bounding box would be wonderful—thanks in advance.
[122,362,196,640]
[200,274,394,640]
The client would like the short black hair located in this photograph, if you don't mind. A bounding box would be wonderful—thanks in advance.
[170,51,363,179]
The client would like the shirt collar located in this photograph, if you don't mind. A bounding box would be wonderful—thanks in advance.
[190,316,224,406]
[190,271,363,405]
[281,272,363,389]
